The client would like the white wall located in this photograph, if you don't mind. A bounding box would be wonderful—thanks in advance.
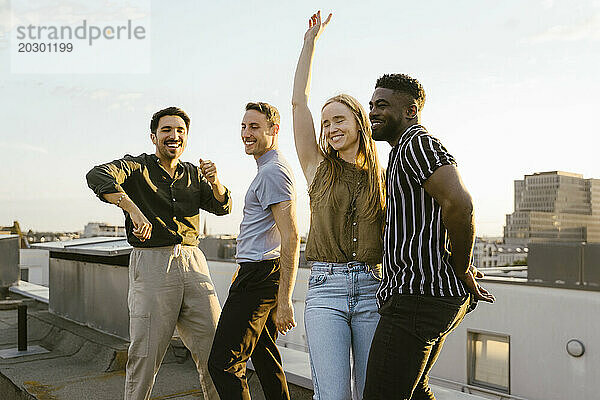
[431,281,600,400]
[19,248,49,286]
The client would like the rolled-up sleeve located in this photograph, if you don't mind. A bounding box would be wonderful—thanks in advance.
[197,179,232,216]
[86,155,143,203]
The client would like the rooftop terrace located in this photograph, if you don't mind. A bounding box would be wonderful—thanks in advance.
[4,236,597,399]
[0,283,494,400]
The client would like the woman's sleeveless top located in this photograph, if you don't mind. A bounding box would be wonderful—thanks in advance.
[305,160,384,264]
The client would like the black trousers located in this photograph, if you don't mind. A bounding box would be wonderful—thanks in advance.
[363,294,470,400]
[208,259,290,400]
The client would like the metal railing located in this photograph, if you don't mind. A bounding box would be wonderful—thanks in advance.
[430,376,529,400]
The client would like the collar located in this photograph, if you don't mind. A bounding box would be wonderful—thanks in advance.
[395,124,427,147]
[151,154,184,178]
[256,149,278,168]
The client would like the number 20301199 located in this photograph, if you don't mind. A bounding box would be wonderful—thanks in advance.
[18,42,73,52]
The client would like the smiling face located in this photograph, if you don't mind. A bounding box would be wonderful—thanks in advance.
[151,115,188,162]
[321,101,360,156]
[241,109,278,159]
[369,87,416,146]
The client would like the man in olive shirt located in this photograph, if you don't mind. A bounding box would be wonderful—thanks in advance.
[86,107,231,400]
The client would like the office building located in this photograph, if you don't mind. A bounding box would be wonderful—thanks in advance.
[504,171,600,244]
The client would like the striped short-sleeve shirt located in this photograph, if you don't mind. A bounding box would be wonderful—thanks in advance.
[377,124,467,306]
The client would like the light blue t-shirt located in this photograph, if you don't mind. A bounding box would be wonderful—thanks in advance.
[236,149,296,263]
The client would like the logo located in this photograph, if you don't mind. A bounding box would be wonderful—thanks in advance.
[10,1,151,74]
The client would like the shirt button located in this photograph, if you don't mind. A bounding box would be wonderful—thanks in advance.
[353,222,357,226]
[353,238,357,242]
[352,252,356,257]
[172,198,176,202]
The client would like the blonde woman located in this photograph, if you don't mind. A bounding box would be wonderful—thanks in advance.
[292,11,386,400]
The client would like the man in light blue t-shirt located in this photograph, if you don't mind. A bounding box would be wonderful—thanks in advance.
[208,102,300,400]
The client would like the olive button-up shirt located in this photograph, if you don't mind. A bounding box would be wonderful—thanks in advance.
[86,153,231,247]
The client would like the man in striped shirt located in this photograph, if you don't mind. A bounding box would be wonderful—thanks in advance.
[363,74,495,400]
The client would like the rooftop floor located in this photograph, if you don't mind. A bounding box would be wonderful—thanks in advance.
[0,287,491,400]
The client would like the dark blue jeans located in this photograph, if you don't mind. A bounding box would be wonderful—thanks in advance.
[363,294,470,400]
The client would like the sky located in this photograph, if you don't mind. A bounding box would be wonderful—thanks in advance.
[1,0,599,237]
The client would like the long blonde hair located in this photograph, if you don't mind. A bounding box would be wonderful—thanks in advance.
[312,94,385,220]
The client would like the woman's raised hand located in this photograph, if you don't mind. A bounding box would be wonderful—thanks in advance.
[304,10,332,43]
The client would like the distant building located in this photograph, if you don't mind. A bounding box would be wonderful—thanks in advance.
[198,236,309,268]
[0,220,30,248]
[197,235,237,260]
[82,222,125,238]
[504,171,600,244]
[2,221,80,245]
[472,237,527,268]
[26,231,80,243]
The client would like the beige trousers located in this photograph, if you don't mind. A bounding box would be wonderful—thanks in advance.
[125,245,221,400]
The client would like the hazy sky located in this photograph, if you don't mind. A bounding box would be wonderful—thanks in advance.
[1,0,599,237]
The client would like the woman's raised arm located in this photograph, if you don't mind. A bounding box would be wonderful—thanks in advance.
[291,11,332,185]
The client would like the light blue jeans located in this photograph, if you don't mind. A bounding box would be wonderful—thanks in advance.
[304,262,381,400]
